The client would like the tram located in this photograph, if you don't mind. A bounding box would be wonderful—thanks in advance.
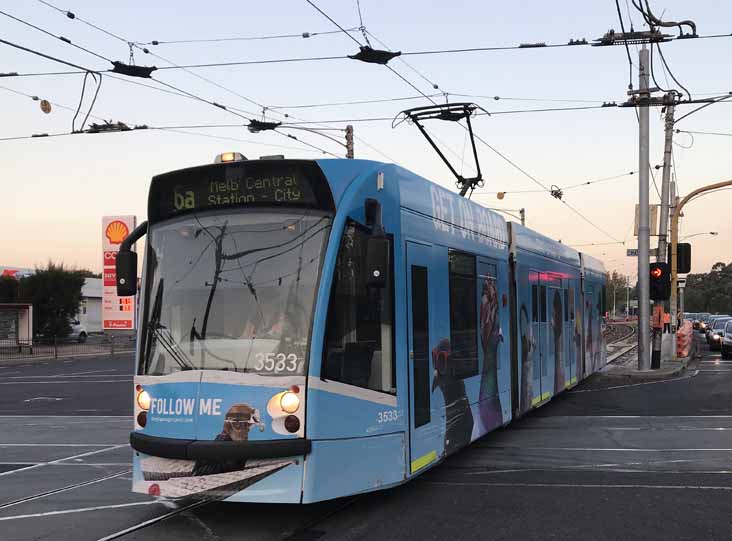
[117,154,607,503]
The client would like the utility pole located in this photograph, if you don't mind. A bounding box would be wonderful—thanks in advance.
[637,46,651,371]
[520,208,526,226]
[626,276,630,319]
[345,124,354,159]
[651,93,676,368]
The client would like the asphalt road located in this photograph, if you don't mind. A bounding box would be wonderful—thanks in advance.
[3,338,732,540]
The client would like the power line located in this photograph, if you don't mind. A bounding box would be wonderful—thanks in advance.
[137,28,360,46]
[0,9,111,63]
[268,93,443,110]
[614,0,635,89]
[0,37,101,73]
[471,132,621,242]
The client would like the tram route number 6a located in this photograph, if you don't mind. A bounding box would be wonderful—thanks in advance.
[253,352,299,373]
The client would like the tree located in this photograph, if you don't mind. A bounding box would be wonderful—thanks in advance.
[0,276,19,303]
[18,262,85,338]
[605,271,631,316]
[684,262,732,313]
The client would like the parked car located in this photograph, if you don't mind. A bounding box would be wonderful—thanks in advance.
[707,317,732,351]
[721,321,732,359]
[36,319,88,344]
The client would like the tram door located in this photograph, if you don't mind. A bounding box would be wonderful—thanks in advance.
[529,272,545,405]
[564,285,575,387]
[546,281,562,396]
[406,242,438,474]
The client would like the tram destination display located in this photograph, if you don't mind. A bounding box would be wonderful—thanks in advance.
[149,160,333,221]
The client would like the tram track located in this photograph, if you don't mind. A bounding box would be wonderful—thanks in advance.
[95,498,211,541]
[0,469,131,511]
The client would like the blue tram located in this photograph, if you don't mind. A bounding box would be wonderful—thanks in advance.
[117,156,607,503]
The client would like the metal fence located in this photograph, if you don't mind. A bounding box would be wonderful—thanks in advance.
[0,332,136,361]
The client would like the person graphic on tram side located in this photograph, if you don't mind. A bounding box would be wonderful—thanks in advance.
[574,307,583,381]
[477,278,503,430]
[192,403,263,476]
[552,290,565,394]
[519,304,534,414]
[586,302,595,372]
[432,338,474,455]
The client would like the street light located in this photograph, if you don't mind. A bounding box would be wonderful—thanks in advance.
[681,231,718,240]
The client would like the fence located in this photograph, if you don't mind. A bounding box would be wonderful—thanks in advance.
[0,332,136,361]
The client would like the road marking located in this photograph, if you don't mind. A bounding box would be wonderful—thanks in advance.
[480,446,732,451]
[570,372,695,393]
[0,444,126,447]
[0,470,130,510]
[422,481,732,491]
[4,374,132,379]
[0,501,159,521]
[95,500,211,541]
[0,445,127,477]
[23,397,64,403]
[0,380,132,385]
[0,415,128,418]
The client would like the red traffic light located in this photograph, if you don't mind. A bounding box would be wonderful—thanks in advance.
[650,267,663,279]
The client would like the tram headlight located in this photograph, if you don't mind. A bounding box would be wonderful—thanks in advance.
[279,391,300,414]
[136,387,151,411]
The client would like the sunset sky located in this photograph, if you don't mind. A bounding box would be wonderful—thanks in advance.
[2,1,731,280]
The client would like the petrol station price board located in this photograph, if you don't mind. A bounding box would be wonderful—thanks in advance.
[102,215,137,330]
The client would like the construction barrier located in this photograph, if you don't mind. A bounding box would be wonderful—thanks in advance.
[677,320,693,359]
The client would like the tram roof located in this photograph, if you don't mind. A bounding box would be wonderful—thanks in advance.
[511,222,581,268]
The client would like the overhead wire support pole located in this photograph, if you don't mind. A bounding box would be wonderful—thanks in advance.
[637,46,652,371]
[655,93,676,363]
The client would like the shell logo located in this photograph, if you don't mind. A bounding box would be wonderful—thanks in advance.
[105,220,129,245]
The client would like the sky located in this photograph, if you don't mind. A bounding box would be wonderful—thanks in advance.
[1,0,731,280]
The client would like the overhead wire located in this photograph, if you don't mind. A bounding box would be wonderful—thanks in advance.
[137,28,359,46]
[32,0,347,156]
[0,9,112,63]
[614,0,635,89]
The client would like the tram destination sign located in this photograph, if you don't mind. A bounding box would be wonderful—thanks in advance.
[149,160,332,221]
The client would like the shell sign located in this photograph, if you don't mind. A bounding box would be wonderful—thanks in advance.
[102,215,137,330]
[105,220,130,245]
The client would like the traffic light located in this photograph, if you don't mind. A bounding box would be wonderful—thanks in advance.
[677,243,691,274]
[649,262,671,301]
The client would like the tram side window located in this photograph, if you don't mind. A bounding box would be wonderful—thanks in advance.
[564,289,569,322]
[448,251,478,378]
[531,285,538,322]
[540,285,548,323]
[569,288,575,320]
[322,221,395,394]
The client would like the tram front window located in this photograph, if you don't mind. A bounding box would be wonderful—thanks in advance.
[140,210,331,376]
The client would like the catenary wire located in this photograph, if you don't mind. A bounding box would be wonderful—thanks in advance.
[137,28,359,45]
[0,9,112,63]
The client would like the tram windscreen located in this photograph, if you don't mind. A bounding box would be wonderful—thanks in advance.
[140,210,332,376]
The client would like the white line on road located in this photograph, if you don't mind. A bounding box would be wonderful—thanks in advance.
[4,374,132,379]
[0,445,126,477]
[0,444,126,447]
[0,380,132,384]
[422,481,732,491]
[0,415,129,420]
[95,500,210,541]
[480,446,732,451]
[0,501,159,521]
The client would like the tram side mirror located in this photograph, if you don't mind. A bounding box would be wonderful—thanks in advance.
[116,250,138,297]
[366,236,390,289]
